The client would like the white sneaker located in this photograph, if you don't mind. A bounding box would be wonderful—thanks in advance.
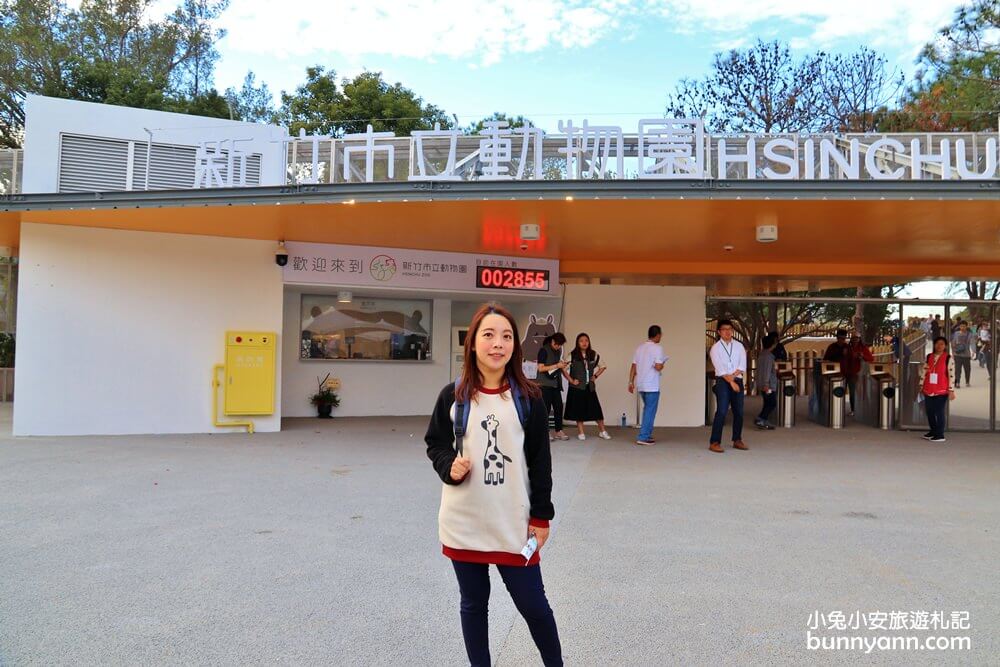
[598,431,612,440]
[577,433,586,441]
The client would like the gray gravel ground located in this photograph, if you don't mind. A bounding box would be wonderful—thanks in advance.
[1,409,997,666]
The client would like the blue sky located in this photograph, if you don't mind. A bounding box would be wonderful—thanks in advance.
[206,1,970,301]
[210,0,965,132]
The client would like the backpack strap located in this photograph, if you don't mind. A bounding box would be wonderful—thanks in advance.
[454,378,531,456]
[453,378,470,456]
[508,378,530,429]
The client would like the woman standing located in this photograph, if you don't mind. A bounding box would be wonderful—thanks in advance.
[536,333,571,441]
[564,333,611,441]
[918,336,956,443]
[424,303,563,667]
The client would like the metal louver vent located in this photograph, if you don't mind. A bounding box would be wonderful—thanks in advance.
[58,135,129,192]
[131,141,263,190]
[59,133,263,192]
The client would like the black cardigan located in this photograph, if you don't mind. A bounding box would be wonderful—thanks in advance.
[424,383,555,521]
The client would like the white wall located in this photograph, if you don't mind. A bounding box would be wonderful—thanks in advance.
[21,95,288,194]
[281,292,453,417]
[562,285,706,427]
[14,224,283,435]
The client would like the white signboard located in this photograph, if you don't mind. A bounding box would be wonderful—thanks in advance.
[283,241,560,296]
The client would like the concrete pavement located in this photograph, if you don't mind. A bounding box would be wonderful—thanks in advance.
[1,412,998,665]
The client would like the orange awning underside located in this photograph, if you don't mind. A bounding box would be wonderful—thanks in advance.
[2,197,999,293]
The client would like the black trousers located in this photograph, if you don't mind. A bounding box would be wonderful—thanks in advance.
[540,386,563,431]
[757,390,777,423]
[956,357,972,385]
[925,394,947,438]
[452,561,563,666]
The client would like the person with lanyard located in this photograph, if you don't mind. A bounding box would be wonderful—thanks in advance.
[708,319,748,453]
[424,303,562,667]
[536,333,571,441]
[918,336,956,443]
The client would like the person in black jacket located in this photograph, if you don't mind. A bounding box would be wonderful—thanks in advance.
[564,333,610,440]
[425,303,562,667]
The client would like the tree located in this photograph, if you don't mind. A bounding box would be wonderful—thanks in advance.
[665,40,825,133]
[0,0,230,147]
[278,67,451,137]
[666,40,906,134]
[814,47,904,132]
[943,281,1000,323]
[169,88,231,118]
[708,286,902,354]
[464,112,531,134]
[224,71,276,123]
[166,0,229,98]
[898,0,999,131]
[277,66,341,136]
[463,113,570,179]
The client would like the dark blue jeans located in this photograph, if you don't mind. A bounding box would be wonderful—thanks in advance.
[710,377,744,443]
[452,560,563,667]
[924,394,947,438]
[757,390,777,423]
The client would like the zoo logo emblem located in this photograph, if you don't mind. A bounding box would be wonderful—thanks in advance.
[370,254,397,281]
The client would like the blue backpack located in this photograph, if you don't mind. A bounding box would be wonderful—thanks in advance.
[453,377,530,456]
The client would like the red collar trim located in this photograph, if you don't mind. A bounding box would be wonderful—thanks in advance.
[478,384,510,395]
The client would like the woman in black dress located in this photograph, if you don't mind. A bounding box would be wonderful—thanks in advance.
[564,333,610,441]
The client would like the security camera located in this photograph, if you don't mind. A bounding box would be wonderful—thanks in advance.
[275,241,288,267]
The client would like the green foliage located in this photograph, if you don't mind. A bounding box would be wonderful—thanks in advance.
[278,67,451,137]
[0,333,14,368]
[278,66,341,136]
[224,71,276,123]
[168,88,232,118]
[309,373,340,407]
[0,0,229,147]
[899,0,1000,131]
[464,112,532,135]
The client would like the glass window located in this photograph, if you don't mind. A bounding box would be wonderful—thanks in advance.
[300,295,432,361]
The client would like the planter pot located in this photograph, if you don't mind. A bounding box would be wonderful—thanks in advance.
[316,404,334,419]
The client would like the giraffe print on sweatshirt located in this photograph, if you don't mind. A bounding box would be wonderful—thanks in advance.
[481,414,513,485]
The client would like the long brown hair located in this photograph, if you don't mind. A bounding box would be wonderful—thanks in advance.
[457,303,541,402]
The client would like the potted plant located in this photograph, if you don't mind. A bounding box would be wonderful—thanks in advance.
[310,373,340,418]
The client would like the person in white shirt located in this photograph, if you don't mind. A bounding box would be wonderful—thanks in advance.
[628,325,667,446]
[708,319,748,453]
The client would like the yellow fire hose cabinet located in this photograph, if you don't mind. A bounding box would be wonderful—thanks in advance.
[212,331,277,433]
